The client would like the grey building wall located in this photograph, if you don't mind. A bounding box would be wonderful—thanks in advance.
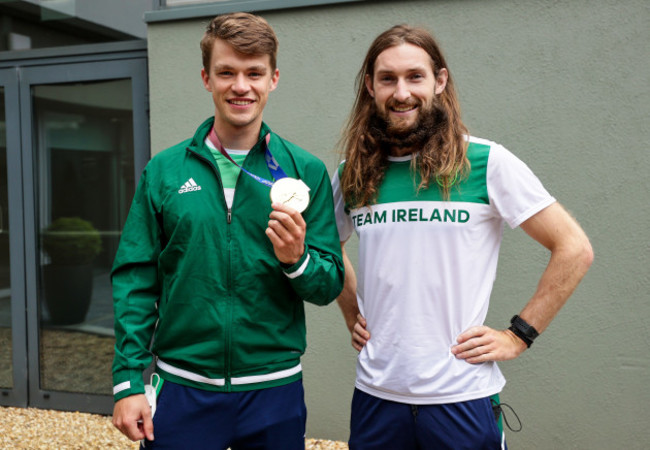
[146,0,650,447]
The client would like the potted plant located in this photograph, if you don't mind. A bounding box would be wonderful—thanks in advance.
[41,217,102,325]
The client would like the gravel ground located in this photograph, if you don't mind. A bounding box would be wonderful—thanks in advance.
[0,406,348,449]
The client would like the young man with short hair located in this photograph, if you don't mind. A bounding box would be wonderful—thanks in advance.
[333,25,593,449]
[112,13,344,449]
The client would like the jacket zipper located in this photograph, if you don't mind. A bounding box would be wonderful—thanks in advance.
[186,133,268,391]
[186,147,234,391]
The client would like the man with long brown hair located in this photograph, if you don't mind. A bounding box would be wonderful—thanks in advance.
[333,24,593,448]
[111,12,343,449]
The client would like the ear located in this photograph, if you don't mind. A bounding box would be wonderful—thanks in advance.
[434,68,448,95]
[201,68,211,92]
[365,74,375,98]
[269,68,280,92]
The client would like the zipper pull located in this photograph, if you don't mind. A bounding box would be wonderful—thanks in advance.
[227,209,232,224]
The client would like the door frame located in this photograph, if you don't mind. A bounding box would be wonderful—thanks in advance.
[0,67,28,407]
[0,41,148,414]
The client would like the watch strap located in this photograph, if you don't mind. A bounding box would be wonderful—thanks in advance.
[508,315,539,348]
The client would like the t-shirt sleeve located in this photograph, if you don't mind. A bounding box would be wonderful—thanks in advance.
[331,164,355,242]
[486,144,556,229]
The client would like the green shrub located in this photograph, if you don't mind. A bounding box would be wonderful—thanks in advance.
[42,217,102,265]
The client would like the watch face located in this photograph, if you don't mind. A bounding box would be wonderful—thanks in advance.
[270,177,310,213]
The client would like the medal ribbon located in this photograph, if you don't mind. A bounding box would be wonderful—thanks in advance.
[208,127,287,187]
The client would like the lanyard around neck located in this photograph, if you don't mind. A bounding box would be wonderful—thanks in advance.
[208,127,287,187]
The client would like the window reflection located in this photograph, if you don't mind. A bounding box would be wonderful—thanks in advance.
[34,80,135,395]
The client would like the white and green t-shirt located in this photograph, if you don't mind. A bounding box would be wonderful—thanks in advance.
[332,136,556,405]
[206,137,248,208]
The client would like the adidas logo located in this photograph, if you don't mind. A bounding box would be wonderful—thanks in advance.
[178,178,202,194]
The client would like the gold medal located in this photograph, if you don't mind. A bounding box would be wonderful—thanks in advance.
[270,177,310,213]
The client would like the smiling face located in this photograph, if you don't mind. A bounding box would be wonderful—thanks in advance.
[365,43,448,143]
[201,38,279,144]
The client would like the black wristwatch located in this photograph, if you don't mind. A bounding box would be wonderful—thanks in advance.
[508,315,539,348]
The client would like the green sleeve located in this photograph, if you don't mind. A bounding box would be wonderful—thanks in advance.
[282,162,344,305]
[111,167,162,402]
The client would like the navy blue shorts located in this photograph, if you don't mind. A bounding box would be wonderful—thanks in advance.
[142,379,306,450]
[349,389,506,450]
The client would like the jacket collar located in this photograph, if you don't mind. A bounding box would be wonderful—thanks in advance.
[187,117,272,159]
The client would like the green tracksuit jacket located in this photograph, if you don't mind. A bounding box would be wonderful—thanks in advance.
[112,118,344,401]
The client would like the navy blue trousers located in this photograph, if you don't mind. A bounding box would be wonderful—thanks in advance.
[349,389,505,450]
[143,379,306,450]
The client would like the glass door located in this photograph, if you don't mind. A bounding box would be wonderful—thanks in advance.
[33,79,135,399]
[0,50,148,413]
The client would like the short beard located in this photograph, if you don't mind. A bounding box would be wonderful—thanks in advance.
[368,101,448,151]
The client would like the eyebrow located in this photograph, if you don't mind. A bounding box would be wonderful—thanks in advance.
[375,66,428,76]
[214,64,268,73]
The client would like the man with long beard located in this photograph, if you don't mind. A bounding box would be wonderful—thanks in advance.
[332,25,593,449]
